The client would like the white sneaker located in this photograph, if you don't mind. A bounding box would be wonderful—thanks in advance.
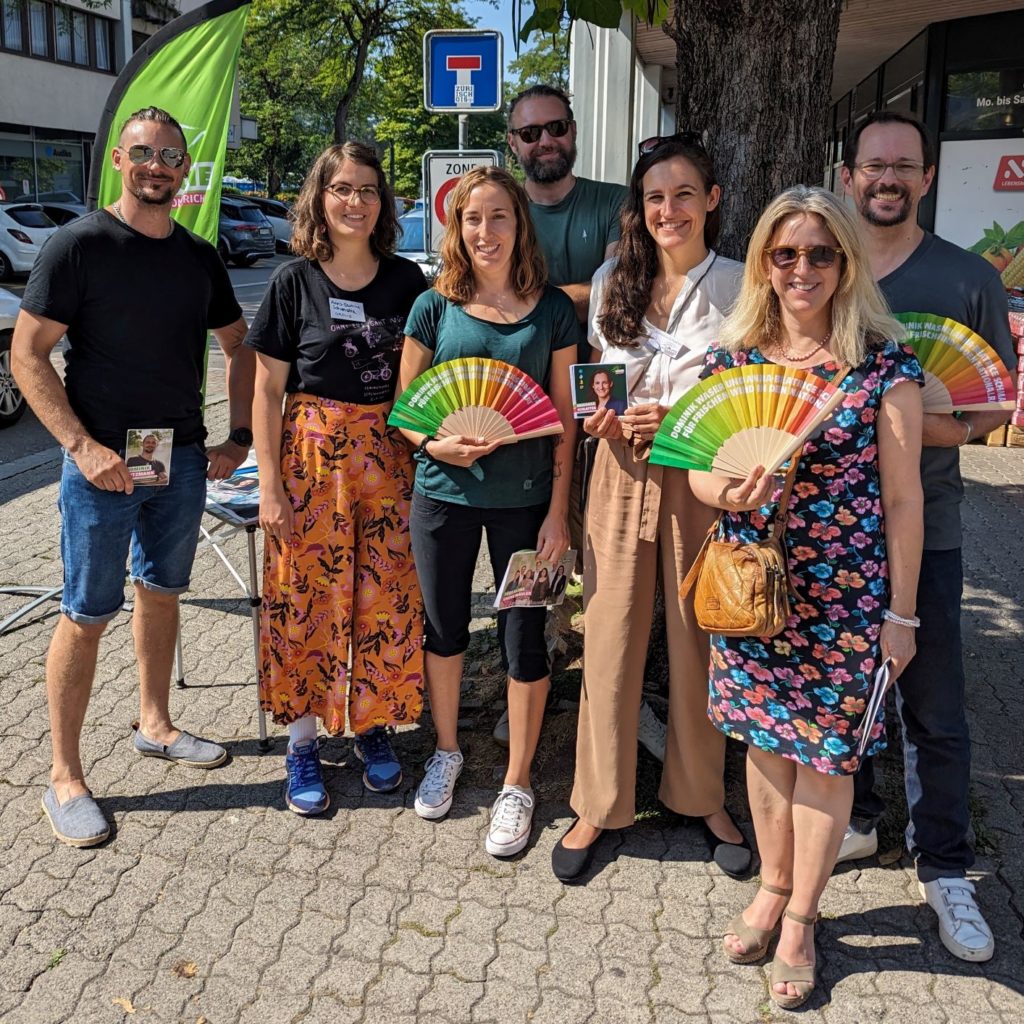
[919,877,995,962]
[492,708,510,749]
[835,824,878,864]
[637,698,666,763]
[485,785,535,857]
[414,749,464,820]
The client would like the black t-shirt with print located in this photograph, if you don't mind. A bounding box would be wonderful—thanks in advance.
[19,209,242,449]
[245,255,427,404]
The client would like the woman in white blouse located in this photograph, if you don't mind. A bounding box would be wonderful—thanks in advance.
[553,134,748,882]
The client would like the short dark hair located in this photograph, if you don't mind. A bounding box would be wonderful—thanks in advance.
[843,111,935,170]
[118,107,187,149]
[508,84,573,126]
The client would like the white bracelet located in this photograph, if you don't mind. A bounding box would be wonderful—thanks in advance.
[958,419,973,446]
[882,608,920,628]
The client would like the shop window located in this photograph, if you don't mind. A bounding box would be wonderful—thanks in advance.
[28,0,47,56]
[1,0,23,51]
[947,68,1024,131]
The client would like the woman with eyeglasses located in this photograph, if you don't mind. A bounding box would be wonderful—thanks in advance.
[552,134,749,884]
[397,166,577,858]
[689,186,923,1008]
[246,142,427,815]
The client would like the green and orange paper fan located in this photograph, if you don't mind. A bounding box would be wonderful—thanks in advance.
[650,364,847,478]
[894,312,1015,412]
[387,357,563,443]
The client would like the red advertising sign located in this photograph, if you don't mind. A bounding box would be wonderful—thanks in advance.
[994,156,1024,190]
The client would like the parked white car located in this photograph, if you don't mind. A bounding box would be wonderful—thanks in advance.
[245,196,293,253]
[0,203,59,280]
[0,286,26,427]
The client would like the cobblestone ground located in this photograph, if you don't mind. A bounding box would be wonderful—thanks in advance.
[1,407,1022,1023]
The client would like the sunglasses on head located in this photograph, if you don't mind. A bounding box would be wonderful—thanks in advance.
[122,144,186,169]
[637,130,705,158]
[508,118,573,144]
[764,245,844,269]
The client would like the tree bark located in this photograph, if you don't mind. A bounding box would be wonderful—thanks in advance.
[667,0,843,260]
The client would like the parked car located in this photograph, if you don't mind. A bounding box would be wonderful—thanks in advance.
[13,190,82,204]
[0,203,59,280]
[396,207,437,281]
[0,286,26,427]
[217,198,276,266]
[245,195,292,253]
[37,202,86,226]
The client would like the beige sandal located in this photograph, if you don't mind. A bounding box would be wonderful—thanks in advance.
[723,883,792,964]
[768,908,818,1009]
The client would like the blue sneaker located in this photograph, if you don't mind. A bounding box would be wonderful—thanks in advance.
[284,740,329,815]
[353,727,402,793]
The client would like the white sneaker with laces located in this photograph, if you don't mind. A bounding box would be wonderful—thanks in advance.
[485,785,535,857]
[414,749,464,820]
[835,824,878,864]
[919,877,994,962]
[637,698,666,763]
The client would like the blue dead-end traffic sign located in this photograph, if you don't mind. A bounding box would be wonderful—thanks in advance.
[423,29,503,113]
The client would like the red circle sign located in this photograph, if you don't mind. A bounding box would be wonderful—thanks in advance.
[434,177,461,226]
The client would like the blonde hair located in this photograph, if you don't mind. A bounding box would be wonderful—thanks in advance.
[719,185,902,365]
[434,166,547,304]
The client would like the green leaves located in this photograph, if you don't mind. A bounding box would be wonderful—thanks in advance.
[515,0,669,44]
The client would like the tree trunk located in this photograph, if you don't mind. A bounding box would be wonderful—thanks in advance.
[667,0,843,260]
[333,12,377,143]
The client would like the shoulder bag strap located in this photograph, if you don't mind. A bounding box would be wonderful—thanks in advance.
[679,511,722,599]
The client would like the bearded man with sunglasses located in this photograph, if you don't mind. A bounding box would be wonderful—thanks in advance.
[837,110,1015,963]
[12,106,254,849]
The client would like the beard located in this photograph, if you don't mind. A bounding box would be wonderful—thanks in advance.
[857,183,913,227]
[521,142,576,184]
[128,179,178,206]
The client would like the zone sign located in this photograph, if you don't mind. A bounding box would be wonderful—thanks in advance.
[422,150,502,254]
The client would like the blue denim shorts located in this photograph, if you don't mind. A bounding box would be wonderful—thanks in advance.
[58,444,208,624]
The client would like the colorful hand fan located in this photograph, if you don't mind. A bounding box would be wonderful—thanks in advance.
[894,312,1015,412]
[650,364,846,478]
[387,357,564,444]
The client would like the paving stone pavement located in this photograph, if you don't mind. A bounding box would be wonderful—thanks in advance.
[1,406,1023,1023]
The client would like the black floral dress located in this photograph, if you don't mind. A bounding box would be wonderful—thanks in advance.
[702,341,923,775]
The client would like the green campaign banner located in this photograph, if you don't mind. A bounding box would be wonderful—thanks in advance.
[87,0,251,244]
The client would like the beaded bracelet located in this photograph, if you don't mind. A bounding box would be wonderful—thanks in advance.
[882,608,920,628]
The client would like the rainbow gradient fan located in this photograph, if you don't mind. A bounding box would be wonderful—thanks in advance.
[387,358,564,444]
[895,312,1015,412]
[650,365,847,478]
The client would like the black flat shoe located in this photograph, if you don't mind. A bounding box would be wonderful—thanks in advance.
[700,809,752,879]
[551,819,604,883]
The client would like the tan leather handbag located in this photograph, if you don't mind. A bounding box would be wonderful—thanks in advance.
[679,458,799,637]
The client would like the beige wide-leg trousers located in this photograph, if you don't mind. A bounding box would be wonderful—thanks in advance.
[571,435,725,829]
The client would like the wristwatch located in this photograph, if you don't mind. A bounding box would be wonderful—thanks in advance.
[228,427,253,447]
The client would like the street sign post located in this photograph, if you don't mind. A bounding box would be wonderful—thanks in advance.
[422,149,501,253]
[423,29,503,114]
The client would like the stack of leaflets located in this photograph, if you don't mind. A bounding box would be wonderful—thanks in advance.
[494,549,576,610]
[854,658,892,760]
[205,457,260,525]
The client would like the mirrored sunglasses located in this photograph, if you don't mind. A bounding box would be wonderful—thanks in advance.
[123,144,186,169]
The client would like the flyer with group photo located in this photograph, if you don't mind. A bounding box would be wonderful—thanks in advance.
[494,550,576,610]
[570,362,628,418]
[125,428,173,486]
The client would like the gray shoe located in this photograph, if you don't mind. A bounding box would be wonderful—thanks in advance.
[42,785,110,848]
[133,726,227,768]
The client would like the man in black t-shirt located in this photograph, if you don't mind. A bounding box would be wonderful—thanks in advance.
[12,106,255,849]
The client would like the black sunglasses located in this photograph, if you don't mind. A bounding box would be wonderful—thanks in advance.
[508,119,573,144]
[637,130,705,158]
[765,245,845,269]
[122,144,186,169]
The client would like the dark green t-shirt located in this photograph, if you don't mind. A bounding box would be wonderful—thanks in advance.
[403,285,580,508]
[880,232,1016,551]
[528,177,628,287]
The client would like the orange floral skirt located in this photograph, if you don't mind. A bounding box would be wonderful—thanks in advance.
[258,393,424,735]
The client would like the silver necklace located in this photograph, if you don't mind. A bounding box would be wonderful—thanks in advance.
[112,202,173,238]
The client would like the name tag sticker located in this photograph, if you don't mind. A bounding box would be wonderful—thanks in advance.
[648,325,682,359]
[329,297,366,322]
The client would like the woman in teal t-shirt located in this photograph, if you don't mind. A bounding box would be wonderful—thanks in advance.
[397,166,577,859]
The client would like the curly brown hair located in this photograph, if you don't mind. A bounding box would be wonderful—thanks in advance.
[290,142,397,262]
[434,166,547,304]
[598,140,721,348]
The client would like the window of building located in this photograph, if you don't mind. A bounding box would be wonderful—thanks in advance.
[1,0,23,50]
[1,1,116,72]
